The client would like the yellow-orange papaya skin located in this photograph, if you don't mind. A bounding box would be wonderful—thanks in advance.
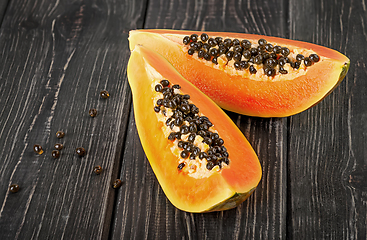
[129,29,350,117]
[127,45,262,212]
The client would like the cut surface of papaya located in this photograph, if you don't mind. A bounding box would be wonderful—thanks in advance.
[127,45,262,212]
[129,29,350,117]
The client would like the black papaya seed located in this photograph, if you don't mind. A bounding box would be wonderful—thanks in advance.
[178,162,185,170]
[200,33,209,42]
[9,184,19,193]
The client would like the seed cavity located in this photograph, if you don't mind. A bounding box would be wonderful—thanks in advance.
[154,79,230,175]
[182,33,320,78]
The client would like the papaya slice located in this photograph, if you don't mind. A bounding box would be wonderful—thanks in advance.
[127,45,262,212]
[129,29,350,117]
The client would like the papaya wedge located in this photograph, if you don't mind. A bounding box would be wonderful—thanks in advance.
[127,45,262,212]
[129,29,350,117]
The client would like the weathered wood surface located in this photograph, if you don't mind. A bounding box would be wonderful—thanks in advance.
[288,1,367,239]
[0,0,146,239]
[0,1,9,24]
[0,0,365,239]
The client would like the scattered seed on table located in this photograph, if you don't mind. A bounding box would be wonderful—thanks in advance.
[89,108,97,117]
[9,184,19,193]
[75,147,86,157]
[56,131,65,138]
[33,144,44,155]
[112,179,122,189]
[51,150,60,159]
[93,165,103,175]
[100,90,110,99]
[54,143,63,150]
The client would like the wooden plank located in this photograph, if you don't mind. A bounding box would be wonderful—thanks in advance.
[288,0,367,239]
[0,0,9,25]
[111,0,288,239]
[0,0,147,239]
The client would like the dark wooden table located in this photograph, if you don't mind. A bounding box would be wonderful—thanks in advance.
[0,0,365,239]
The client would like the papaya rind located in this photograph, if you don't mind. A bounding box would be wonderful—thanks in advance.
[206,189,255,212]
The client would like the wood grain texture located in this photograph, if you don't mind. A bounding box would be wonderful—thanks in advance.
[288,0,367,239]
[111,0,288,239]
[0,0,146,239]
[0,0,9,25]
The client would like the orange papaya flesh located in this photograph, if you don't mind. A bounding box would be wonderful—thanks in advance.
[127,45,261,212]
[129,29,350,117]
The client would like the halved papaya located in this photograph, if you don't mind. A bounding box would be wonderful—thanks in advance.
[129,29,350,117]
[127,45,261,212]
